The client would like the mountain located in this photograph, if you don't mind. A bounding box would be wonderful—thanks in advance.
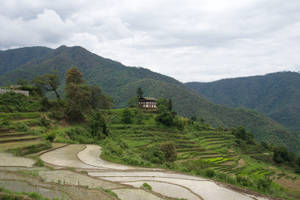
[0,46,52,76]
[185,72,300,134]
[0,45,299,153]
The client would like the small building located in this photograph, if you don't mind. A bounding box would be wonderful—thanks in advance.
[138,97,157,111]
[0,88,29,96]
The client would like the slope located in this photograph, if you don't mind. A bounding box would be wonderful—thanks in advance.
[185,72,300,133]
[0,46,299,153]
[0,46,52,76]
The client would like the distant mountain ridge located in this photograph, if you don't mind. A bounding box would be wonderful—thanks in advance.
[0,45,299,153]
[185,72,300,134]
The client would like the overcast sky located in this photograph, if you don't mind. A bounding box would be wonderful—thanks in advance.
[1,0,300,82]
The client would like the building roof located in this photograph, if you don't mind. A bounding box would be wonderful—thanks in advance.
[139,97,157,101]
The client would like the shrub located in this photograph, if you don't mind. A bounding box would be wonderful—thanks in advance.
[155,106,174,126]
[142,183,152,191]
[45,132,56,142]
[232,127,254,144]
[40,116,50,128]
[142,145,165,164]
[87,112,109,139]
[121,109,132,124]
[35,158,45,167]
[14,123,28,132]
[103,139,123,157]
[236,175,252,187]
[10,142,51,156]
[40,96,51,111]
[256,177,272,192]
[66,127,94,143]
[0,92,41,112]
[205,169,215,178]
[182,159,211,176]
[0,119,10,128]
[160,142,177,162]
[48,110,65,120]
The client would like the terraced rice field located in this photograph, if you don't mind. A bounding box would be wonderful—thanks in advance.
[109,125,241,175]
[0,170,114,200]
[0,112,45,151]
[39,144,271,200]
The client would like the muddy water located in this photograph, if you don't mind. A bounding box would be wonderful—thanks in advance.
[0,152,35,167]
[125,181,200,200]
[77,145,136,170]
[40,144,271,200]
[39,170,120,189]
[0,180,71,200]
[40,144,100,169]
[113,188,164,200]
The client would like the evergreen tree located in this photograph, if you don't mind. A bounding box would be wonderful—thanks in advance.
[137,87,143,98]
[168,99,172,111]
[66,67,84,85]
[65,67,91,121]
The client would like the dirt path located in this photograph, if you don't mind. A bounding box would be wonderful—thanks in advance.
[40,144,271,200]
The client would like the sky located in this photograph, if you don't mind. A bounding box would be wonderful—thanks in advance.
[1,0,300,82]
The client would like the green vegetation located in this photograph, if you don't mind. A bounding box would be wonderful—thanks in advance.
[0,46,297,153]
[0,186,61,200]
[0,47,299,199]
[141,183,152,191]
[186,71,300,135]
[0,92,41,112]
[97,108,300,200]
[103,189,120,200]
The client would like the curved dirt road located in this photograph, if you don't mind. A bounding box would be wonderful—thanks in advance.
[41,144,270,200]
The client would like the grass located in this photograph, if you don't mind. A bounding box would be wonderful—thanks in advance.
[0,186,60,200]
[103,189,120,200]
[99,109,300,200]
[7,142,51,156]
[1,108,299,199]
[17,170,40,177]
[0,112,40,120]
[141,183,152,191]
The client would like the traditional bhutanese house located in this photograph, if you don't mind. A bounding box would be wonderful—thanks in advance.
[138,97,157,111]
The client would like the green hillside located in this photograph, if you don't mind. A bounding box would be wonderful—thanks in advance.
[185,72,300,133]
[0,90,299,199]
[100,108,300,200]
[0,46,52,76]
[0,46,299,153]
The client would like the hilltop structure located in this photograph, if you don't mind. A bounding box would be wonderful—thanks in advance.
[138,97,157,111]
[0,86,29,96]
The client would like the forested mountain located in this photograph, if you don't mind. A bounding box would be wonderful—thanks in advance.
[0,46,52,75]
[185,72,300,133]
[0,45,299,153]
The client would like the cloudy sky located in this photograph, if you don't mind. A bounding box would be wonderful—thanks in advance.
[1,0,300,82]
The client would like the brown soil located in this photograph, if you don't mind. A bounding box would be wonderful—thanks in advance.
[274,176,300,191]
[221,161,234,166]
[236,158,245,168]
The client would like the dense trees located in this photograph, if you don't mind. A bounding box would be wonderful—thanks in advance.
[33,72,60,98]
[89,85,112,109]
[65,67,91,121]
[64,67,112,121]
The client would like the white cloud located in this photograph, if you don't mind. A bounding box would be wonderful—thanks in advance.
[1,0,300,82]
